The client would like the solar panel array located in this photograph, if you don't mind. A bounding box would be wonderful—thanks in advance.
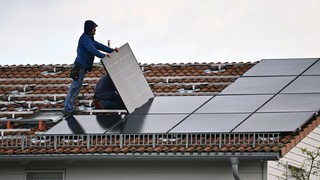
[46,49,320,134]
[114,58,320,134]
[230,58,320,132]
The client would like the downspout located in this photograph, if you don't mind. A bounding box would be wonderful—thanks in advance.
[230,157,241,180]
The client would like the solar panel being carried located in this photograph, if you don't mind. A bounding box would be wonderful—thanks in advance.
[101,43,154,114]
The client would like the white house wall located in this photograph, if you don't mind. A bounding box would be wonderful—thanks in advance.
[0,159,267,180]
[267,125,320,180]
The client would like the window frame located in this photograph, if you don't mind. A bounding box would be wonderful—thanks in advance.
[25,169,65,180]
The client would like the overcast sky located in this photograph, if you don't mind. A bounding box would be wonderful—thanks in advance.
[0,0,319,65]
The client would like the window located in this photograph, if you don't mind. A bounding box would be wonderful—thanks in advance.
[25,170,64,180]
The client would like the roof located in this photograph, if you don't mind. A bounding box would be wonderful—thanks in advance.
[0,61,319,160]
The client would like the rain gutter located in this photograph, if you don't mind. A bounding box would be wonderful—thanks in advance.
[0,152,279,161]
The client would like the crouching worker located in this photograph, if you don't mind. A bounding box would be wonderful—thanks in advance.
[93,74,125,110]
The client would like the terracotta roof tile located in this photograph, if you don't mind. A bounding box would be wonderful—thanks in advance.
[80,148,88,153]
[47,148,55,154]
[55,148,64,154]
[120,147,129,153]
[271,146,280,152]
[5,149,15,155]
[104,147,113,153]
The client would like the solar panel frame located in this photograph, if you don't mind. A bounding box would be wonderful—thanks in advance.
[169,113,250,133]
[242,58,318,77]
[281,76,320,94]
[195,94,273,113]
[109,114,189,134]
[232,112,315,132]
[45,115,124,134]
[303,59,320,75]
[32,111,64,122]
[219,76,295,95]
[133,96,212,114]
[258,94,320,112]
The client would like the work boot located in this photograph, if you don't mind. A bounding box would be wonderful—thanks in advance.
[62,111,73,117]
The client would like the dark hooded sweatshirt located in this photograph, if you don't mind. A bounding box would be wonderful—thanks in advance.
[74,20,114,72]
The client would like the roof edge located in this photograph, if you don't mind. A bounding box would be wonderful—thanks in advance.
[0,152,279,161]
[281,116,320,157]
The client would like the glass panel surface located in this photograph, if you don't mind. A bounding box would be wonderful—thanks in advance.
[220,77,295,95]
[243,58,317,76]
[45,115,124,134]
[134,96,212,114]
[195,95,272,113]
[303,59,320,75]
[281,76,320,94]
[169,113,250,133]
[232,112,314,132]
[101,43,154,114]
[110,114,188,134]
[258,94,320,112]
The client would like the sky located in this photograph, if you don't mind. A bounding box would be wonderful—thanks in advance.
[0,0,319,65]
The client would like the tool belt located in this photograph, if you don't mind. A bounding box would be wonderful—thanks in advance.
[70,63,81,81]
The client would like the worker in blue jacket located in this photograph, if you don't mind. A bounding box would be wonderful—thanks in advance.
[63,20,119,116]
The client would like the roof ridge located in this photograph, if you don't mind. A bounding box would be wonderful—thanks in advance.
[0,61,257,68]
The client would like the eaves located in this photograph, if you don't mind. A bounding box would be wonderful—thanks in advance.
[0,151,279,161]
